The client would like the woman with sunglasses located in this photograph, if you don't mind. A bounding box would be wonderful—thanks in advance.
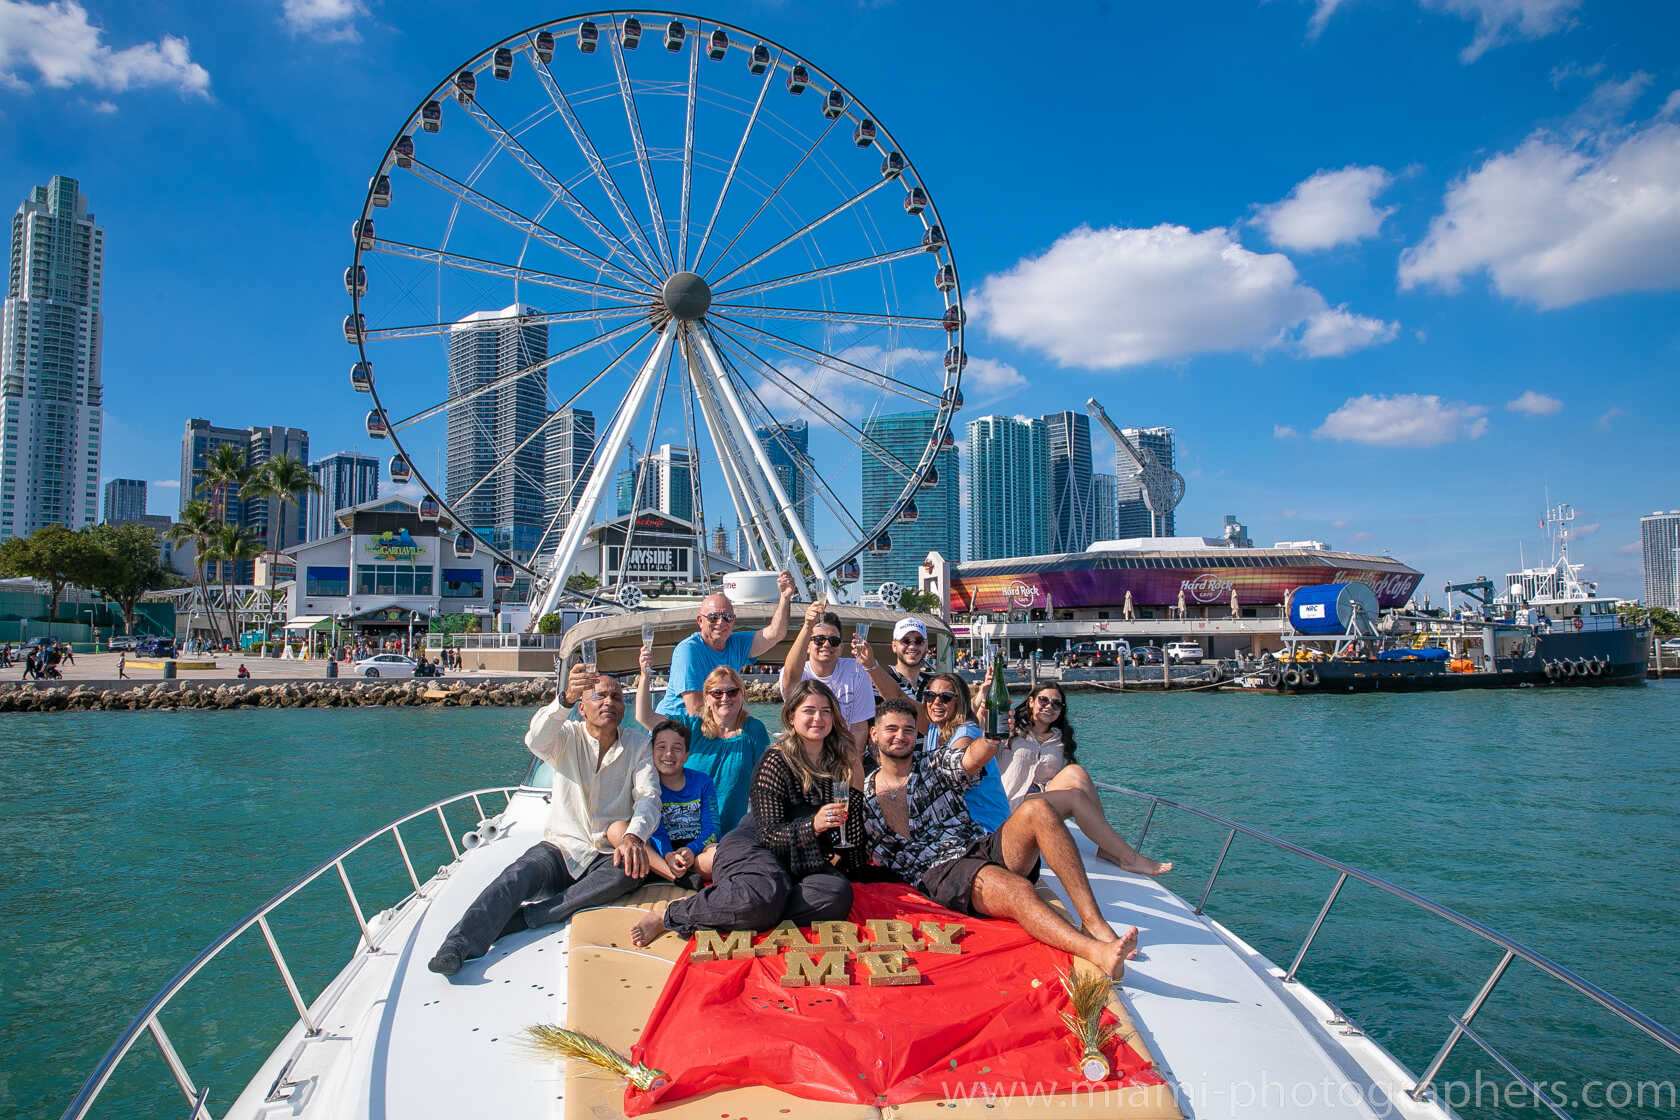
[923,672,1013,832]
[631,678,865,948]
[999,683,1171,875]
[636,647,770,833]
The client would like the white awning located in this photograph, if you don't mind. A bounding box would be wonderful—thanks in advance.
[284,615,332,630]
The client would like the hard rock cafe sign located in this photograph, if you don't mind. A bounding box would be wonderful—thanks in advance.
[1179,574,1236,603]
[1002,579,1043,608]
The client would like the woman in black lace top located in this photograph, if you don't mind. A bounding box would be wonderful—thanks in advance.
[632,679,865,946]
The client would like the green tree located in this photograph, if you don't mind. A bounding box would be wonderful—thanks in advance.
[205,522,262,640]
[167,499,225,640]
[83,523,170,635]
[244,454,322,587]
[0,523,102,621]
[565,572,599,591]
[197,443,253,525]
[897,588,940,613]
[536,612,564,635]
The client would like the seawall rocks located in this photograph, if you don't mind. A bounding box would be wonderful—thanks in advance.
[0,678,561,714]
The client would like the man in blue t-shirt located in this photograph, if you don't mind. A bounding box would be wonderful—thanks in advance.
[655,570,796,717]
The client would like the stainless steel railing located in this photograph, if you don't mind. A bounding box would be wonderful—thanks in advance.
[59,785,523,1120]
[1101,781,1680,1115]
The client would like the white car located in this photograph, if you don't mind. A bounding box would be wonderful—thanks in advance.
[354,653,418,679]
[1165,641,1204,664]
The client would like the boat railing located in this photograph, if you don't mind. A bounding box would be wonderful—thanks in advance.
[59,785,522,1120]
[1098,781,1680,1113]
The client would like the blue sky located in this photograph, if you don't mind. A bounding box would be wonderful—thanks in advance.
[2,0,1677,598]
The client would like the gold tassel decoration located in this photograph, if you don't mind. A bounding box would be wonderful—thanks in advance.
[523,1024,670,1091]
[1058,969,1119,1082]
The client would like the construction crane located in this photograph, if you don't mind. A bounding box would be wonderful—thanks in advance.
[1086,398,1185,537]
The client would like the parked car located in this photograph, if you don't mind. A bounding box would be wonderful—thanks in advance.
[354,653,419,679]
[24,635,61,649]
[1062,643,1116,668]
[1662,638,1680,652]
[1165,641,1205,664]
[136,637,177,658]
[1130,644,1163,665]
[107,635,140,652]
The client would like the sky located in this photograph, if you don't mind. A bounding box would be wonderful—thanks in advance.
[2,0,1677,599]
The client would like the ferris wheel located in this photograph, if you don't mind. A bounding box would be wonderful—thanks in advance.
[344,11,963,620]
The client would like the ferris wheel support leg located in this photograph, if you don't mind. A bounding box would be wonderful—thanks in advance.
[691,326,832,596]
[530,321,680,623]
[682,334,771,571]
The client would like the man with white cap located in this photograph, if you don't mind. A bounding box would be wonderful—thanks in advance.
[883,617,936,703]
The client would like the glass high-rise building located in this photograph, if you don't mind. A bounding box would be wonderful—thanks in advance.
[755,419,813,540]
[1115,426,1176,538]
[966,416,1050,562]
[1091,473,1118,543]
[103,478,146,525]
[860,411,958,589]
[179,418,309,565]
[1042,411,1093,552]
[1,175,104,539]
[446,305,548,555]
[543,407,594,544]
[1642,511,1680,609]
[244,424,310,553]
[306,452,380,542]
[613,443,692,522]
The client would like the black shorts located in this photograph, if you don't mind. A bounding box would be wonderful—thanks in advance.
[917,831,1039,916]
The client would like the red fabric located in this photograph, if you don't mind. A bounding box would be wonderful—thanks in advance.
[625,881,1162,1114]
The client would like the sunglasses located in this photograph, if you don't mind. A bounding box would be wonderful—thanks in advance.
[809,634,843,647]
[701,611,735,622]
[707,687,741,699]
[896,635,926,646]
[925,691,959,703]
[1033,696,1064,710]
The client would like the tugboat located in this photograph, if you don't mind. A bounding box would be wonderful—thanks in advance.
[1264,503,1649,693]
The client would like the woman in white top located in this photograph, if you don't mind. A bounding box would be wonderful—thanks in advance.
[995,681,1171,876]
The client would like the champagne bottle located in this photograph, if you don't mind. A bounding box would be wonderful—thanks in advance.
[986,650,1011,739]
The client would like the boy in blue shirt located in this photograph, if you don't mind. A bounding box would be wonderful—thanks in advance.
[641,718,720,884]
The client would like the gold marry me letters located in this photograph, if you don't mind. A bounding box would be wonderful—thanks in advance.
[689,919,967,988]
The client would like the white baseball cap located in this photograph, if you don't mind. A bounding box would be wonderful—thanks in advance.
[892,618,927,641]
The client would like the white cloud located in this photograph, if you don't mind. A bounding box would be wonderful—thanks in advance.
[1573,521,1600,536]
[1273,424,1300,439]
[1255,166,1395,251]
[1331,519,1350,528]
[1424,0,1582,63]
[1660,91,1680,120]
[1507,390,1563,415]
[1594,406,1623,432]
[1616,540,1641,555]
[973,223,1396,369]
[1306,0,1347,39]
[280,0,364,42]
[0,1,209,95]
[152,478,180,489]
[1400,122,1680,308]
[963,355,1028,397]
[1315,393,1489,447]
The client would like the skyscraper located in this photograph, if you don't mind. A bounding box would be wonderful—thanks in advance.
[178,418,310,580]
[103,479,146,525]
[306,452,380,541]
[966,416,1050,561]
[615,444,692,521]
[1642,511,1680,609]
[446,305,548,555]
[1042,411,1093,552]
[755,419,814,540]
[244,424,310,553]
[543,407,594,543]
[860,411,958,589]
[1091,473,1117,543]
[1115,426,1176,538]
[1,175,104,539]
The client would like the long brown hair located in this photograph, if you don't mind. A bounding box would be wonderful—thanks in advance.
[776,678,850,796]
[927,672,974,738]
[700,665,746,740]
[1011,683,1077,764]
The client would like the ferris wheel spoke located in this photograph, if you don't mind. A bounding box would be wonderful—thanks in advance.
[386,318,646,431]
[460,98,664,287]
[365,304,645,345]
[405,158,652,291]
[525,34,669,280]
[612,344,678,589]
[677,25,700,271]
[606,17,677,274]
[709,303,945,331]
[690,45,783,273]
[709,177,897,289]
[707,312,946,408]
[451,327,657,508]
[368,237,650,304]
[696,106,846,278]
[707,323,918,484]
[712,244,928,303]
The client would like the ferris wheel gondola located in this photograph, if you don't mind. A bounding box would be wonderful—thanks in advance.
[344,11,961,625]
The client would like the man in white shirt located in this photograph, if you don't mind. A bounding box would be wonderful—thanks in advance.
[428,663,660,976]
[779,601,904,752]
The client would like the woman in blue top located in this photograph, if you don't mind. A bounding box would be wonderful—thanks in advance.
[636,646,771,832]
[922,671,1011,831]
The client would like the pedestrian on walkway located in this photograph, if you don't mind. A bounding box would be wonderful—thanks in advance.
[118,653,128,679]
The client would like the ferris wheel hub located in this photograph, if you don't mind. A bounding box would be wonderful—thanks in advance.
[661,271,712,322]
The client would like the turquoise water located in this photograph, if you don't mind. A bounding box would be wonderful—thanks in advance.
[4,686,1678,1118]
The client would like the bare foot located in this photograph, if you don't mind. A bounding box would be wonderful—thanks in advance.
[1093,937,1128,981]
[1118,924,1139,961]
[1096,847,1172,876]
[629,909,666,948]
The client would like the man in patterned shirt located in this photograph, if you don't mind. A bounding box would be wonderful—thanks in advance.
[861,699,1138,980]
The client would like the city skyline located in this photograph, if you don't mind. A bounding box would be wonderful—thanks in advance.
[966,415,1051,562]
[306,451,380,543]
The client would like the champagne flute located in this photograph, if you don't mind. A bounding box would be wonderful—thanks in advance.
[828,778,853,849]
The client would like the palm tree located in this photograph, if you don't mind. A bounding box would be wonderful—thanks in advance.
[167,499,224,641]
[198,444,253,526]
[244,455,322,589]
[205,522,262,643]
